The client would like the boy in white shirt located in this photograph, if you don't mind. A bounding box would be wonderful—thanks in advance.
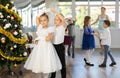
[98,20,116,67]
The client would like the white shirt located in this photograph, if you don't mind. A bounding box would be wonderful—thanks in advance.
[100,27,111,46]
[53,25,65,44]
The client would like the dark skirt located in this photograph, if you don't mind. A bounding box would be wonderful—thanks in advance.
[64,36,71,45]
[82,35,95,50]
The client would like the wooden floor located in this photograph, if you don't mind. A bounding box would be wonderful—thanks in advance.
[0,48,120,78]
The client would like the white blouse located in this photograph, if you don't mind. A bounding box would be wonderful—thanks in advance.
[100,27,111,46]
[52,25,65,45]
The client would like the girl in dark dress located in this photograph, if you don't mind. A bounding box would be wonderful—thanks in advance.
[82,16,97,66]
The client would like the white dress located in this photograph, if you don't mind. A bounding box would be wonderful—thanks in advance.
[24,26,62,73]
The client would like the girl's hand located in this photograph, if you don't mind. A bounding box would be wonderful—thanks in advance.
[46,36,51,41]
[34,40,38,45]
[50,8,57,14]
[45,33,53,41]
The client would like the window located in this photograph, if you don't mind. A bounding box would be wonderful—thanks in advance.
[90,6,101,28]
[32,7,38,26]
[75,6,88,28]
[89,0,101,5]
[59,6,72,18]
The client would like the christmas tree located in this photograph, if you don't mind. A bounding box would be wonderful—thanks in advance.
[0,0,27,71]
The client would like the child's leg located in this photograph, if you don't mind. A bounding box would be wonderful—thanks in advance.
[88,49,94,62]
[108,48,116,63]
[65,45,68,56]
[102,45,109,65]
[99,40,104,55]
[85,50,91,63]
[44,73,49,78]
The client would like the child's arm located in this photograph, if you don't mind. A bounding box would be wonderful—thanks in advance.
[46,33,54,41]
[36,16,41,27]
[84,27,92,35]
[91,16,99,25]
[57,14,66,28]
[51,8,66,28]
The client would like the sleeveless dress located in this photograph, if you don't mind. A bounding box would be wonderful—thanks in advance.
[24,26,62,73]
[98,15,107,32]
[82,26,95,50]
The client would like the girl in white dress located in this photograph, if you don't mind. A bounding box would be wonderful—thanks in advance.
[24,13,62,78]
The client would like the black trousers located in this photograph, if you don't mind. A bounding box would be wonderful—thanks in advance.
[50,43,66,78]
[68,36,75,58]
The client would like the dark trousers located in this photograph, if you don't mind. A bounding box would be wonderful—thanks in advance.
[68,36,75,58]
[102,45,115,65]
[51,43,66,78]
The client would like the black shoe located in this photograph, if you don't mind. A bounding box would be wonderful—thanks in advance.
[86,62,94,66]
[84,58,94,66]
[109,62,116,66]
[72,54,74,58]
[99,64,106,67]
[68,51,71,56]
[84,58,87,63]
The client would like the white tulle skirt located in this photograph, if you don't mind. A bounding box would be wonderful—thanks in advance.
[24,40,62,73]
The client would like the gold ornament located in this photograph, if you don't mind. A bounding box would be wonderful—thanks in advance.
[1,58,4,60]
[11,1,14,4]
[10,47,14,51]
[14,64,17,68]
[1,39,5,44]
[6,4,10,7]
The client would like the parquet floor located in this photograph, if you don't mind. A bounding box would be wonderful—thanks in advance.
[0,48,120,78]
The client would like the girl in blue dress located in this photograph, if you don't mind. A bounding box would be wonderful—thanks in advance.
[82,16,97,66]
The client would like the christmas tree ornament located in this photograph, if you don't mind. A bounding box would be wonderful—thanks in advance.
[13,31,18,35]
[13,45,17,48]
[1,37,6,44]
[6,4,10,7]
[10,47,14,51]
[1,39,5,44]
[7,15,10,18]
[23,52,27,56]
[11,1,14,4]
[3,19,7,22]
[19,30,22,33]
[11,16,14,20]
[20,54,22,57]
[1,58,4,60]
[0,12,2,15]
[0,15,4,18]
[14,24,18,27]
[14,64,17,68]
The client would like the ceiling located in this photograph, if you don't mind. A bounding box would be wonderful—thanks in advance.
[14,0,44,9]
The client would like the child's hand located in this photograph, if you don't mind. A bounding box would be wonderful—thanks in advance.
[46,36,51,41]
[46,33,53,41]
[50,8,57,14]
[34,40,38,45]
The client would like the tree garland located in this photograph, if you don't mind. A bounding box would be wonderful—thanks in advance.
[0,4,22,22]
[0,27,26,44]
[0,49,27,61]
